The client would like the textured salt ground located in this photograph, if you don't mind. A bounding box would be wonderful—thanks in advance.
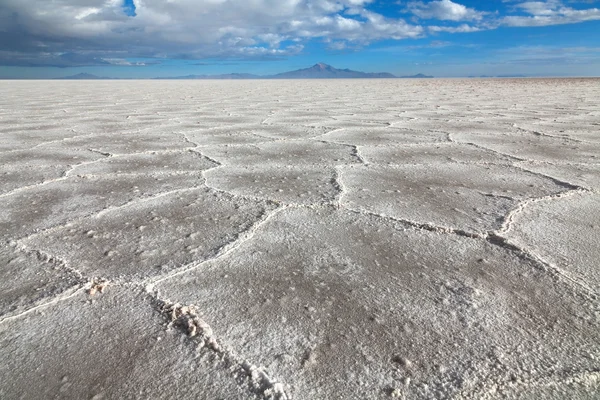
[452,130,600,164]
[516,161,600,190]
[69,149,218,176]
[339,163,567,233]
[204,166,340,205]
[0,79,599,399]
[505,192,600,291]
[179,124,334,145]
[0,287,252,400]
[358,142,514,165]
[172,114,265,130]
[0,173,206,241]
[177,127,278,146]
[0,146,105,194]
[156,207,599,399]
[200,140,360,205]
[0,245,81,319]
[55,130,193,155]
[0,124,87,152]
[21,188,276,280]
[200,139,360,167]
[514,121,600,144]
[317,126,447,146]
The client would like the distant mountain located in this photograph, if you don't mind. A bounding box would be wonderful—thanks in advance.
[158,63,398,79]
[468,74,528,78]
[211,73,261,79]
[399,73,433,78]
[157,73,261,80]
[270,63,397,79]
[55,73,107,80]
[56,64,435,80]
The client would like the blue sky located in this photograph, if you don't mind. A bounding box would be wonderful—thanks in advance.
[0,0,599,78]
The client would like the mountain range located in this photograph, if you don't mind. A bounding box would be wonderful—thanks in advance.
[57,73,111,80]
[468,74,527,78]
[269,63,397,79]
[56,63,434,80]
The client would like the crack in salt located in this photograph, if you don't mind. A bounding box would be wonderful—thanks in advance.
[145,205,287,289]
[8,210,291,398]
[0,176,69,199]
[485,233,598,300]
[180,131,199,147]
[331,166,346,208]
[513,125,592,145]
[511,163,587,191]
[342,203,596,299]
[15,247,85,280]
[351,144,367,165]
[152,297,290,399]
[13,186,205,244]
[0,246,90,325]
[0,286,87,326]
[344,206,484,240]
[494,187,589,237]
[87,148,114,157]
[192,150,223,167]
[463,142,528,163]
[0,129,94,154]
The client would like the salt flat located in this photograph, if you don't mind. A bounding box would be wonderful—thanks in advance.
[0,79,599,399]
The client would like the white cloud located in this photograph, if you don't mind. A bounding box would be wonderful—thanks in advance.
[1,0,599,67]
[235,44,305,57]
[346,0,373,5]
[406,0,486,21]
[256,33,286,48]
[428,24,481,33]
[0,0,424,65]
[102,58,140,66]
[502,1,600,26]
[517,1,562,16]
[327,41,348,50]
[335,15,362,31]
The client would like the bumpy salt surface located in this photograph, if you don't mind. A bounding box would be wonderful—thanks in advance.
[0,79,598,399]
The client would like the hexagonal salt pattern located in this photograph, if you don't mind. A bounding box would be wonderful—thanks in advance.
[1,78,598,399]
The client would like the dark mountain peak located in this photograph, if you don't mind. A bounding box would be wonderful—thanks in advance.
[271,63,397,79]
[312,62,333,70]
[56,72,104,80]
[399,73,434,78]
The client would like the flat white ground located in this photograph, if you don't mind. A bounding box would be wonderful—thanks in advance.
[0,79,599,399]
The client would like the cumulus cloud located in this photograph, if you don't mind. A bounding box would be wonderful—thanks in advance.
[502,0,600,26]
[517,0,563,16]
[406,0,486,21]
[0,0,423,66]
[1,0,598,67]
[428,24,481,33]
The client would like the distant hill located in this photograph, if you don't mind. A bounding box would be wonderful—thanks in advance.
[468,74,528,78]
[399,73,434,78]
[55,73,108,80]
[57,64,435,80]
[270,63,397,79]
[156,73,261,80]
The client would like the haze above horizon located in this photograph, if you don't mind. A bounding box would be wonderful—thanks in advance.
[1,0,599,79]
